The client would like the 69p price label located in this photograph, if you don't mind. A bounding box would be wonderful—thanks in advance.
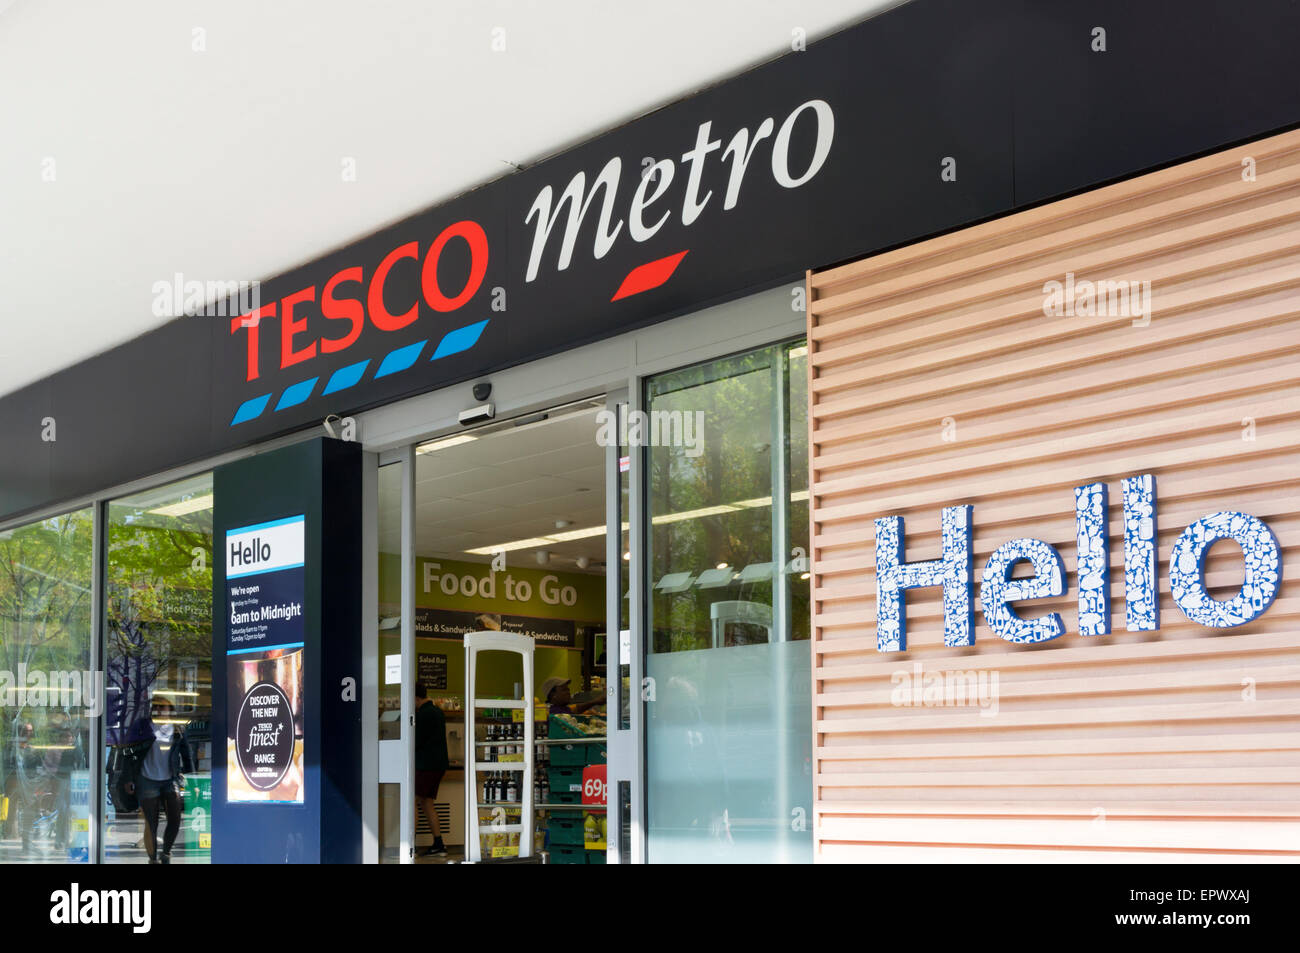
[581,764,607,805]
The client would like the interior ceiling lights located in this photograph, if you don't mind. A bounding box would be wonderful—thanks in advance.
[148,493,214,517]
[462,490,808,556]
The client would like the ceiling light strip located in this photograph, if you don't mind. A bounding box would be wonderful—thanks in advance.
[462,489,809,555]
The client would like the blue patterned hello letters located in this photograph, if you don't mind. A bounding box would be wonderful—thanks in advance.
[1074,481,1112,636]
[874,506,973,653]
[980,538,1067,643]
[871,473,1284,653]
[1170,512,1282,628]
[1122,474,1159,632]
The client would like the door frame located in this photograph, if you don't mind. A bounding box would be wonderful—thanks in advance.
[602,386,642,864]
[357,283,806,863]
[369,446,417,863]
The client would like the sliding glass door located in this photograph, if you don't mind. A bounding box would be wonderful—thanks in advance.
[643,340,812,863]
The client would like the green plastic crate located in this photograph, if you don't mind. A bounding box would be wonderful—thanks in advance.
[585,744,607,766]
[548,715,603,739]
[586,849,606,864]
[548,789,582,805]
[548,764,585,794]
[550,741,588,766]
[546,814,585,846]
[548,844,586,864]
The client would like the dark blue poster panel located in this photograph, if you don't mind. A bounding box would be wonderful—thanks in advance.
[225,514,306,805]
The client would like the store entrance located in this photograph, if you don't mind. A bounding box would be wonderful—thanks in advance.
[375,397,614,864]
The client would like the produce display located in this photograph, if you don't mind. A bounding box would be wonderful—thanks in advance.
[545,713,606,864]
[549,712,606,737]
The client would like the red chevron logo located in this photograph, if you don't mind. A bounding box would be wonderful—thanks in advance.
[611,251,689,301]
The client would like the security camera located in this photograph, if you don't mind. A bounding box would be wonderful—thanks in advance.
[472,382,492,402]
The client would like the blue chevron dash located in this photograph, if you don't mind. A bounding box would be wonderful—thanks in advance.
[230,393,272,426]
[375,340,427,378]
[275,376,319,411]
[322,359,370,395]
[432,320,489,360]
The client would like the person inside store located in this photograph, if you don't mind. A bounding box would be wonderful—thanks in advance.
[3,721,40,855]
[126,694,193,865]
[43,717,78,853]
[414,682,449,858]
[542,677,603,716]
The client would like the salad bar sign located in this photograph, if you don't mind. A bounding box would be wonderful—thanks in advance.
[874,474,1283,652]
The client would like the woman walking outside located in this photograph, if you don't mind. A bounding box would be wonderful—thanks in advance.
[128,693,194,864]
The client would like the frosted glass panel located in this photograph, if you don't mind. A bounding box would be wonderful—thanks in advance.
[646,639,811,862]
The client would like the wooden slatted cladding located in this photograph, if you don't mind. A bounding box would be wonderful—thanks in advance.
[806,129,1300,862]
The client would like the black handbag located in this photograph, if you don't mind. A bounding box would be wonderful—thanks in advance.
[107,740,150,814]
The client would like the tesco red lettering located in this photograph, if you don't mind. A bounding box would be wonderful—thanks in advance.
[231,302,276,382]
[422,220,489,312]
[367,241,420,332]
[230,220,489,382]
[279,286,316,369]
[320,266,364,354]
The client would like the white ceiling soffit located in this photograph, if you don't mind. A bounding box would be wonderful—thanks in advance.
[0,0,896,400]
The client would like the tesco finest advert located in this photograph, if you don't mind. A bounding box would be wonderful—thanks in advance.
[225,515,307,805]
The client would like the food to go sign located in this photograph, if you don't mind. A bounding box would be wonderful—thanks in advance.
[424,561,579,606]
[410,556,604,619]
[874,473,1282,652]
